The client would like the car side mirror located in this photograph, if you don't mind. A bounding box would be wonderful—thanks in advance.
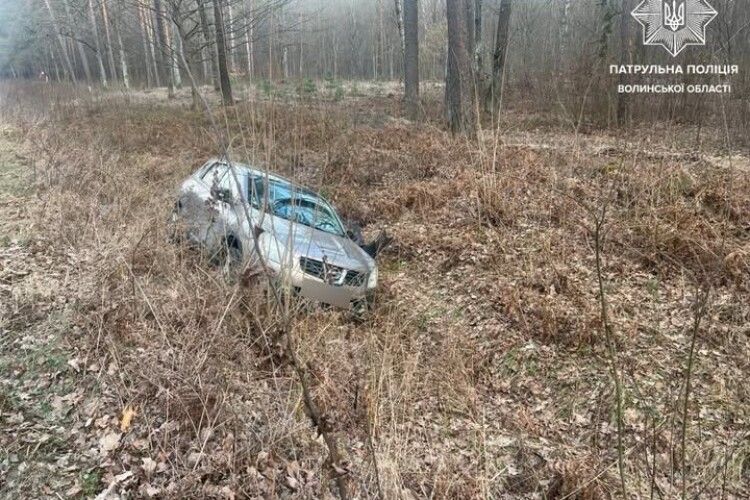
[345,221,364,245]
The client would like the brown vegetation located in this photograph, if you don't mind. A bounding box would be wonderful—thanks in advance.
[1,82,749,498]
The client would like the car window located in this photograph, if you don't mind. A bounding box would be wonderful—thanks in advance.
[249,176,344,236]
[219,168,235,191]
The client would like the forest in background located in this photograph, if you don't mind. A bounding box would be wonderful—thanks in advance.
[0,0,748,139]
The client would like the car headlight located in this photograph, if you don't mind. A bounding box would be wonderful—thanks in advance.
[367,266,378,289]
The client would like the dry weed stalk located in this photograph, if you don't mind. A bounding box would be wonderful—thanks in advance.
[679,285,712,500]
[591,198,628,499]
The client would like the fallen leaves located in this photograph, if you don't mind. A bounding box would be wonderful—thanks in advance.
[119,406,136,432]
[95,470,134,500]
[99,432,121,454]
[141,457,157,477]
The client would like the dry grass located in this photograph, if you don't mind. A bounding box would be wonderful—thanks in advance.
[1,81,749,498]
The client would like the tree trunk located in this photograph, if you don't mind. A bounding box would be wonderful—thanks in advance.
[137,1,155,87]
[394,0,406,58]
[101,0,118,82]
[213,0,234,104]
[332,29,338,79]
[227,1,236,74]
[283,46,289,80]
[244,0,254,78]
[43,0,76,83]
[488,0,512,116]
[145,3,162,87]
[172,5,201,111]
[198,0,219,89]
[298,13,304,78]
[404,0,419,118]
[88,0,108,87]
[445,0,477,136]
[114,2,130,89]
[49,46,61,81]
[558,0,571,79]
[61,0,90,83]
[474,0,483,73]
[170,21,183,89]
[464,0,475,60]
[269,8,275,80]
[617,0,632,126]
[598,0,614,62]
[198,12,211,81]
[377,0,385,79]
[153,0,175,98]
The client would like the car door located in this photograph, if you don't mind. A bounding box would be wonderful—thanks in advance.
[212,165,247,248]
[195,162,235,254]
[184,162,253,260]
[178,161,221,245]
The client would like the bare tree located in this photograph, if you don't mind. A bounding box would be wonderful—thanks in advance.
[244,0,255,78]
[137,0,157,87]
[146,2,163,86]
[42,0,76,83]
[153,0,175,97]
[198,0,220,89]
[114,1,130,88]
[558,0,571,78]
[404,0,419,118]
[101,0,118,82]
[168,20,182,89]
[474,0,483,73]
[226,0,237,74]
[62,0,92,83]
[376,0,385,79]
[88,0,108,86]
[446,0,476,135]
[213,0,234,104]
[488,0,512,116]
[617,0,632,126]
[394,0,405,57]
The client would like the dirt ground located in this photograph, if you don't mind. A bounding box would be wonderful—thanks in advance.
[0,83,748,499]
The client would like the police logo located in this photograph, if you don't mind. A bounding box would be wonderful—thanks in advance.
[632,0,718,57]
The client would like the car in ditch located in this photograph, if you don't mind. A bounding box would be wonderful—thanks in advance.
[172,158,378,310]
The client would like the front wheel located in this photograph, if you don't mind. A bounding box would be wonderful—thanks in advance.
[349,296,372,322]
[211,238,243,281]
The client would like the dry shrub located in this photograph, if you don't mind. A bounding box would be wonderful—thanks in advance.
[471,147,582,230]
[546,456,614,499]
[495,284,601,347]
[371,176,469,220]
[613,160,750,287]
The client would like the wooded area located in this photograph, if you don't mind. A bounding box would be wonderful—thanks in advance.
[1,0,748,135]
[0,1,749,499]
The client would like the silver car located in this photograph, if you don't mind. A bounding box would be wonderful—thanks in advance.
[172,158,378,309]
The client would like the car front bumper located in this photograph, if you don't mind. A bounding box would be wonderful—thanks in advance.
[265,258,372,309]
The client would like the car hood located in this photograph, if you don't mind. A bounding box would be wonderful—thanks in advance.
[261,216,374,271]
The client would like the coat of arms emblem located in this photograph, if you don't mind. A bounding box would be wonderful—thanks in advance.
[632,0,718,57]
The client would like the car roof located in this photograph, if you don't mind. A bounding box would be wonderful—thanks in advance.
[207,158,315,195]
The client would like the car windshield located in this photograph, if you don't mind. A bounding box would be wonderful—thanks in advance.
[250,177,345,236]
